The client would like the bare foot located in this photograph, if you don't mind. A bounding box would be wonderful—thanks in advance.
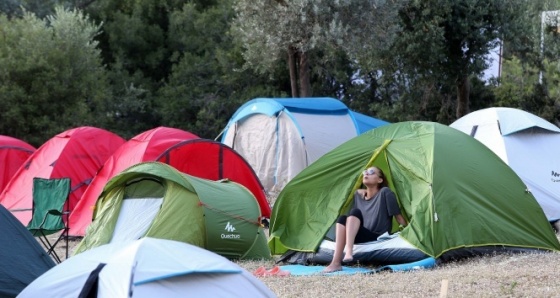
[342,255,353,263]
[323,264,342,273]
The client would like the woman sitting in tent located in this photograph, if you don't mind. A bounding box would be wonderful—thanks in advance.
[323,167,408,273]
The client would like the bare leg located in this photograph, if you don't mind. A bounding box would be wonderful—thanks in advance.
[343,216,361,261]
[323,223,346,273]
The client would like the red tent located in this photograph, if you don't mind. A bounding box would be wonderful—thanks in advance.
[0,127,125,225]
[0,136,35,193]
[69,127,199,236]
[156,139,270,218]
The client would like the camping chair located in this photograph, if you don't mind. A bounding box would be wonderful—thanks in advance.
[27,177,71,263]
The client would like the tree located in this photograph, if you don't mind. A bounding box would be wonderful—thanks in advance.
[382,0,536,119]
[158,2,286,139]
[231,0,404,97]
[0,0,23,17]
[492,56,560,125]
[483,0,560,125]
[0,7,111,146]
[14,0,102,18]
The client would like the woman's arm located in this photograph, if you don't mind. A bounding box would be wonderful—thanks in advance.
[395,214,407,227]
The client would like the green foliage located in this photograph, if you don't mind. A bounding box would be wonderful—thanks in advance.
[230,0,405,97]
[231,0,403,71]
[81,0,287,139]
[0,0,23,17]
[493,56,560,124]
[4,0,560,144]
[369,0,538,120]
[158,2,286,139]
[80,0,189,138]
[0,7,111,146]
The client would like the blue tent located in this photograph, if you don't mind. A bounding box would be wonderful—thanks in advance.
[0,205,55,297]
[220,97,388,194]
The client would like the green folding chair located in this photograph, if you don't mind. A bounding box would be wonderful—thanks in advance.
[27,177,71,263]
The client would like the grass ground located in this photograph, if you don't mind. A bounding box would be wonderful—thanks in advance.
[53,232,560,298]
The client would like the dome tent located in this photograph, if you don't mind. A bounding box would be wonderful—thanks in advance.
[0,127,125,225]
[269,121,560,264]
[220,97,388,195]
[450,107,560,222]
[70,128,269,237]
[19,238,275,298]
[0,135,35,193]
[69,126,199,236]
[75,162,270,260]
[0,204,54,297]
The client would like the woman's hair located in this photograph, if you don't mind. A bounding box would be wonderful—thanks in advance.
[374,167,389,188]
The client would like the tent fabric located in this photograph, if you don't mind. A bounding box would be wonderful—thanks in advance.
[349,111,390,134]
[268,121,560,259]
[74,162,271,260]
[0,136,35,194]
[68,127,199,236]
[0,127,125,226]
[0,204,55,298]
[18,238,276,298]
[221,97,389,194]
[109,197,162,243]
[450,107,560,221]
[155,139,270,218]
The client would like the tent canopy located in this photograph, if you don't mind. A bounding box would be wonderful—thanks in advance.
[268,121,560,259]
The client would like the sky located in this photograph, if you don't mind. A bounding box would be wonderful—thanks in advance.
[482,44,502,82]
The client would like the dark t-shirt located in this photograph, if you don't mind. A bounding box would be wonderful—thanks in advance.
[352,187,401,235]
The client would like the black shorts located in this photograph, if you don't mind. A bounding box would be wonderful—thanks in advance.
[336,208,381,243]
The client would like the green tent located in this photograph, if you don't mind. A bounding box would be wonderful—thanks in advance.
[269,121,560,259]
[75,162,270,260]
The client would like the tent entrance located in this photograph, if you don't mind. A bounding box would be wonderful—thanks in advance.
[110,178,164,243]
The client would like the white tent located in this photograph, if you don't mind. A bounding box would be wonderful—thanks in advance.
[220,97,388,195]
[18,238,276,298]
[450,107,560,221]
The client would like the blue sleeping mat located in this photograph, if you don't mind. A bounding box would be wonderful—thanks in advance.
[280,257,436,276]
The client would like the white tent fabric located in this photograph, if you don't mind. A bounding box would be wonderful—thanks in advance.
[224,112,357,194]
[450,107,560,221]
[18,238,276,298]
[221,98,388,195]
[110,197,163,243]
[223,113,307,194]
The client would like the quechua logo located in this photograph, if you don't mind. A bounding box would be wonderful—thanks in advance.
[222,222,240,239]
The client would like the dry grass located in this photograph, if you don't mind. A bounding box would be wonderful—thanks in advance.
[51,233,560,298]
[238,250,560,298]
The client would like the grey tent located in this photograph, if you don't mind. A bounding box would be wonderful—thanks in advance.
[0,205,55,297]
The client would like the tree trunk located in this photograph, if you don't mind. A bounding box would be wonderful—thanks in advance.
[288,46,298,97]
[456,76,470,118]
[298,50,311,97]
